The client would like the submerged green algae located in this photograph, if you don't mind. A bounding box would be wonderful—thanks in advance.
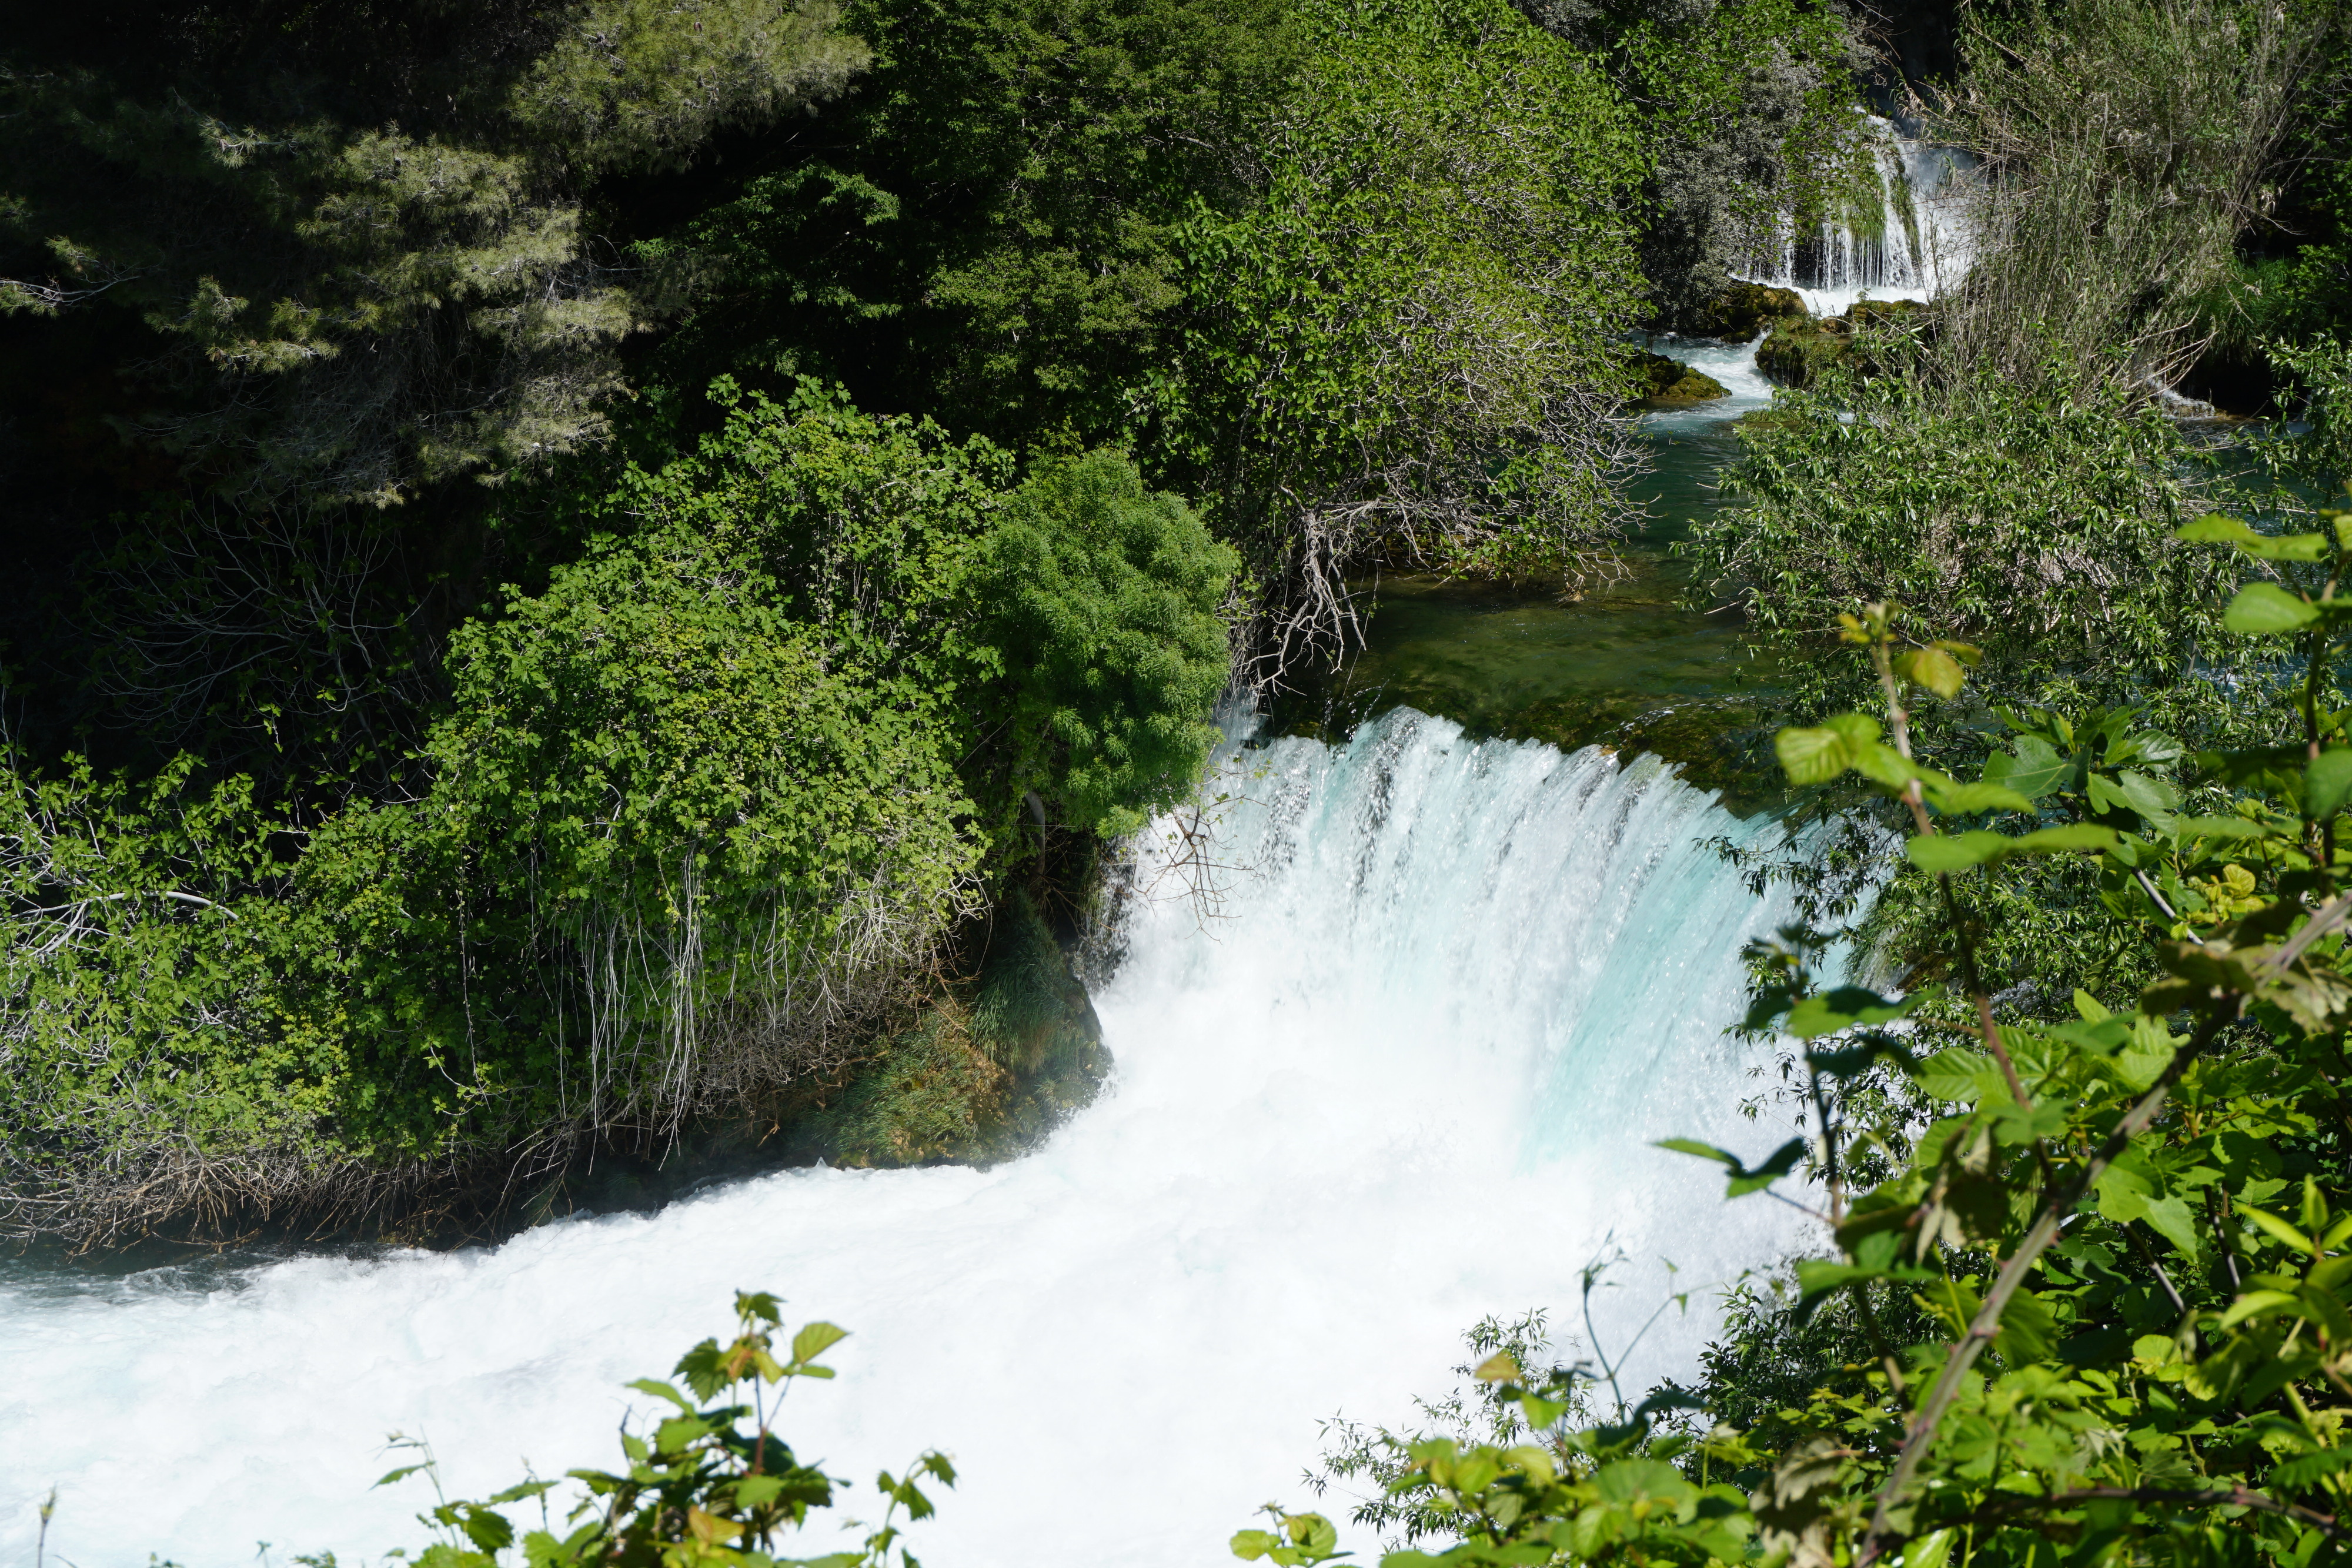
[1272,428,1786,811]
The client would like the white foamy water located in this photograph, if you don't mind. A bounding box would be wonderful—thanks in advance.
[1741,119,1979,317]
[1642,336,1776,430]
[1,711,1814,1567]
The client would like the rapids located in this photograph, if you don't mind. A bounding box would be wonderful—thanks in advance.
[1,710,1816,1567]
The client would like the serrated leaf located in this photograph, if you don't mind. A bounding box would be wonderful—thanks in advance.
[627,1378,694,1410]
[462,1508,515,1553]
[2224,581,2320,634]
[1983,735,2070,799]
[2271,1447,2352,1488]
[1917,1048,1992,1103]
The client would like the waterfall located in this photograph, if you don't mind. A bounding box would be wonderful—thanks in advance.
[0,712,1816,1568]
[1742,118,1978,318]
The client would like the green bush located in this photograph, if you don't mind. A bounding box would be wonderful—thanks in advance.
[972,452,1237,837]
[1686,357,2259,736]
[0,382,1235,1240]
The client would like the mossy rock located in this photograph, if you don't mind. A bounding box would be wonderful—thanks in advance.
[1755,298,1929,388]
[1629,350,1729,408]
[816,889,1108,1168]
[1684,280,1808,342]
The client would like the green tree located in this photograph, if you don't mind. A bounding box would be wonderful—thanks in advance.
[0,0,869,507]
[970,450,1238,837]
[1167,0,1649,669]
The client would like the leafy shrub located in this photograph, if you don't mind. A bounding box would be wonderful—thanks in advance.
[1169,0,1648,664]
[380,1291,951,1568]
[1687,357,2257,734]
[0,382,1235,1239]
[971,452,1237,838]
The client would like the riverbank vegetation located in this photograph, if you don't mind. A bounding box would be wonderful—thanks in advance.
[25,0,2352,1563]
[0,0,1888,1244]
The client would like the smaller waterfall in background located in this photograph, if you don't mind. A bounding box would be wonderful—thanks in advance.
[0,713,1816,1568]
[1740,118,1978,317]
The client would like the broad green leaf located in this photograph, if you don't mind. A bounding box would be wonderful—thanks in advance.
[1793,1256,1933,1323]
[2244,1206,2318,1256]
[1849,740,1925,793]
[1906,823,2117,871]
[1783,985,1915,1039]
[1654,1136,1805,1197]
[1896,646,1966,698]
[1922,778,2034,815]
[2272,1448,2352,1488]
[1992,1102,2066,1146]
[1993,1287,2057,1363]
[1983,736,2070,799]
[626,1378,694,1410]
[2310,749,2352,819]
[1917,1048,1992,1103]
[461,1507,516,1553]
[2223,581,2321,634]
[1822,712,1883,746]
[1776,726,1855,785]
[2176,513,2331,560]
[1906,830,2013,872]
[790,1321,850,1366]
[2171,815,2266,840]
[1904,1529,1957,1568]
[735,1475,788,1509]
[2219,1288,2302,1329]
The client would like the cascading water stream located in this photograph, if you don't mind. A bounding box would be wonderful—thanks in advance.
[1,712,1818,1567]
[1740,116,1978,317]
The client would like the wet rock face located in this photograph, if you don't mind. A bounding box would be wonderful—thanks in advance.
[1756,297,1929,387]
[1683,280,1807,342]
[1629,349,1730,407]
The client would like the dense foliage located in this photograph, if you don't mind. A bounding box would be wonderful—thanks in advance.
[0,385,1232,1241]
[1,0,1853,1239]
[1240,549,2352,1566]
[23,0,2352,1563]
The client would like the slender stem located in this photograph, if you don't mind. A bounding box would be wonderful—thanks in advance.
[1868,633,2031,1108]
[1853,1006,2234,1567]
[1961,1485,2345,1540]
[2114,1219,2188,1316]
